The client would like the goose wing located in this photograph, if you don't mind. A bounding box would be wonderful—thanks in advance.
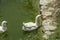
[23,22,36,27]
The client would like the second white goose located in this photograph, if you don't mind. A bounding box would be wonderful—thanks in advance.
[22,15,41,31]
[0,21,7,33]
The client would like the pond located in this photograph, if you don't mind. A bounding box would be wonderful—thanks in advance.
[0,0,42,40]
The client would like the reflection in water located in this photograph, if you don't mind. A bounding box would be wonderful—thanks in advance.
[0,31,8,40]
[22,29,41,40]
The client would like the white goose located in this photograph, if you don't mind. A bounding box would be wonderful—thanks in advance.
[0,21,7,33]
[22,15,41,31]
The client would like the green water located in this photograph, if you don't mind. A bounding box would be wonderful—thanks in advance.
[0,0,42,40]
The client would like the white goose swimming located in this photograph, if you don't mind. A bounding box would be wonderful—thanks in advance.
[0,21,7,33]
[22,15,41,31]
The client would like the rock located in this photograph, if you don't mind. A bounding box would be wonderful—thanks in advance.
[42,11,52,18]
[43,34,49,39]
[40,0,57,39]
[43,25,57,30]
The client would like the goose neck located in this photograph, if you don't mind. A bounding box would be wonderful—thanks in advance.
[35,15,41,25]
[1,22,6,27]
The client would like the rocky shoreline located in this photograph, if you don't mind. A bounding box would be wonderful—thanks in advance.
[40,0,57,39]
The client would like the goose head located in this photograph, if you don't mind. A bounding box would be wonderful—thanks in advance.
[1,21,7,27]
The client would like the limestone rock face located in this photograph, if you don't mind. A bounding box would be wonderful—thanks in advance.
[40,0,55,5]
[40,0,57,39]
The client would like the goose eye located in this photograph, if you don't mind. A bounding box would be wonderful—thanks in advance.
[6,23,7,24]
[4,23,7,24]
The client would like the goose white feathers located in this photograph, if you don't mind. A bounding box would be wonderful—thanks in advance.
[22,15,41,31]
[0,21,7,33]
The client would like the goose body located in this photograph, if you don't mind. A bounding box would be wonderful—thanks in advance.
[22,15,41,31]
[22,22,38,31]
[0,21,7,33]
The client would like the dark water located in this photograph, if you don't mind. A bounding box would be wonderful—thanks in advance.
[0,0,42,40]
